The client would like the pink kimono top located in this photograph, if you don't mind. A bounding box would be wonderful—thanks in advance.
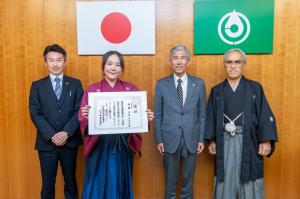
[78,79,143,157]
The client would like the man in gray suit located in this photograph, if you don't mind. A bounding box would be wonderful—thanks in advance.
[154,45,206,199]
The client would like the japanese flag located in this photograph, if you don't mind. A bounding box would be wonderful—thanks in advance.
[76,1,155,55]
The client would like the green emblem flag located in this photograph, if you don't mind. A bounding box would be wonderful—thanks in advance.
[194,0,274,54]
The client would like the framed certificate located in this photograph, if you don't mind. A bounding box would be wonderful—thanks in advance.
[88,91,148,135]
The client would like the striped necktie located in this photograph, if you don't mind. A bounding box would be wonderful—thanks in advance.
[54,77,62,99]
[177,79,183,110]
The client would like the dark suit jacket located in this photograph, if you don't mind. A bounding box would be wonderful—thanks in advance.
[29,75,83,151]
[154,74,206,153]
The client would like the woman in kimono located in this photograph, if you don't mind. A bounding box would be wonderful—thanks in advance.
[79,51,154,199]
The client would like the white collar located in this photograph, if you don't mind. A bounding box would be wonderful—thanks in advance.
[173,73,187,83]
[49,73,63,82]
[227,77,241,92]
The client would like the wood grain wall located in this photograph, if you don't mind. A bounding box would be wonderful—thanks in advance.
[0,0,299,198]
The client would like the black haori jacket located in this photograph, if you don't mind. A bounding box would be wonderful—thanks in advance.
[204,76,278,182]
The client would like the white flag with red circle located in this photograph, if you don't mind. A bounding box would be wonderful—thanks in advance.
[76,1,155,55]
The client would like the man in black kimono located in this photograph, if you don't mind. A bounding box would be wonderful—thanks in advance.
[205,48,278,199]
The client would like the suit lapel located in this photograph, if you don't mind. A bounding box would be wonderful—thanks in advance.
[44,76,59,108]
[184,75,195,109]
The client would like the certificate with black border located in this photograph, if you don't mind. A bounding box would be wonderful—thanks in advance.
[88,91,148,135]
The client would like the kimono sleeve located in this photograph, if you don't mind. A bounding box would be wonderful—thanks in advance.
[78,89,89,136]
[204,88,217,142]
[255,84,278,156]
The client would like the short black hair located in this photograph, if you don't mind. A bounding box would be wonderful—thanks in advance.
[102,51,124,72]
[43,44,67,61]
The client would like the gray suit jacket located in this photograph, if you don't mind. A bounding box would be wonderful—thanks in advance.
[154,74,206,153]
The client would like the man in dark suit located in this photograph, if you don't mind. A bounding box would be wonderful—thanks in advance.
[154,45,206,199]
[29,44,83,199]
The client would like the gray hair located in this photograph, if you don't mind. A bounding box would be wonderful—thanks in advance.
[169,45,191,62]
[224,48,247,62]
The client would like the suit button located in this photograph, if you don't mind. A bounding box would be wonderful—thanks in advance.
[179,126,182,129]
[181,112,184,115]
[58,110,61,113]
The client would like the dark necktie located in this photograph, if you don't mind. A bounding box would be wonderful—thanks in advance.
[177,79,183,110]
[54,77,62,99]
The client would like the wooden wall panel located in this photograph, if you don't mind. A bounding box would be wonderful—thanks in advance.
[0,0,299,198]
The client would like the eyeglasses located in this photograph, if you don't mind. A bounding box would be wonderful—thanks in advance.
[224,60,245,67]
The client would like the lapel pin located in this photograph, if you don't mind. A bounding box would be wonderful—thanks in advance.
[192,83,196,87]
